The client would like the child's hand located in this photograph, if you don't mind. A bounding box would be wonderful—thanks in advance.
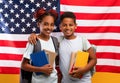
[41,64,53,75]
[69,67,84,78]
[28,33,38,45]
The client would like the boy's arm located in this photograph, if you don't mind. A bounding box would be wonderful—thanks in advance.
[28,33,38,44]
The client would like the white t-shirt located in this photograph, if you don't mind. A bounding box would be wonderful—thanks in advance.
[59,36,91,83]
[23,37,58,83]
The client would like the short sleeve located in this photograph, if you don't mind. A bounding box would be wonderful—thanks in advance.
[23,42,34,59]
[82,37,91,51]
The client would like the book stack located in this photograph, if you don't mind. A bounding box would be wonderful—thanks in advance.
[69,51,89,72]
[30,50,57,75]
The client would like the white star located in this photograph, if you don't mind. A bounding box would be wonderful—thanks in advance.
[14,4,18,9]
[0,0,3,3]
[20,0,24,4]
[53,6,57,10]
[15,13,19,18]
[30,0,34,3]
[26,22,31,27]
[32,27,36,32]
[42,0,45,2]
[5,22,9,27]
[15,23,20,27]
[10,18,15,22]
[26,13,30,17]
[1,27,5,32]
[21,27,26,32]
[36,3,40,7]
[25,4,29,8]
[10,27,15,32]
[4,13,9,18]
[32,18,36,22]
[4,4,8,8]
[47,2,51,7]
[31,8,35,12]
[0,18,4,22]
[0,8,3,13]
[20,9,24,13]
[21,18,26,23]
[10,9,14,13]
[9,0,13,4]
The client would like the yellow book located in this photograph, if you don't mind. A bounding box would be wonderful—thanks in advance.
[74,51,89,67]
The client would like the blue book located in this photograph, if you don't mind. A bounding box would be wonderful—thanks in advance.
[30,50,49,75]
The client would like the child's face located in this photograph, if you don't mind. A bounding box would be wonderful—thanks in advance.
[37,15,55,36]
[60,18,77,37]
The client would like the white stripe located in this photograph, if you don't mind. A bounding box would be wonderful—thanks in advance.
[0,60,21,68]
[97,59,120,66]
[76,20,120,26]
[0,33,29,41]
[61,4,120,13]
[0,47,25,55]
[52,32,120,40]
[97,46,120,53]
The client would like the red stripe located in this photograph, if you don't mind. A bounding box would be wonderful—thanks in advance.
[0,40,27,48]
[0,54,22,61]
[61,12,120,20]
[61,0,120,6]
[97,52,120,59]
[75,26,120,33]
[0,67,20,74]
[89,40,120,46]
[96,65,120,73]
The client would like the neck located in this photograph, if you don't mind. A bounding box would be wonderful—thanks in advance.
[38,33,50,41]
[65,35,76,40]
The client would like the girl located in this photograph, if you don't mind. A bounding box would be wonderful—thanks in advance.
[21,8,58,83]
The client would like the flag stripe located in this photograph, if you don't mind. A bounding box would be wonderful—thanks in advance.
[61,5,120,13]
[75,26,120,33]
[0,40,27,47]
[97,53,120,59]
[0,54,22,61]
[96,65,120,73]
[60,0,120,6]
[0,67,20,74]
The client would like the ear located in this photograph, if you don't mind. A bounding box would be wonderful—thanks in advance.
[37,22,40,27]
[59,24,62,31]
[75,23,77,29]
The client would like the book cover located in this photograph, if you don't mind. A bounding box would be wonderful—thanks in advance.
[74,51,89,67]
[30,50,49,75]
[44,49,57,66]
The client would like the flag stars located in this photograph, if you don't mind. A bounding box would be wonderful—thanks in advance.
[0,8,3,13]
[15,13,19,18]
[14,4,18,9]
[9,0,13,4]
[32,18,36,22]
[30,0,34,3]
[36,3,40,7]
[1,27,6,32]
[10,9,14,13]
[15,23,20,27]
[21,27,26,32]
[31,8,35,12]
[10,27,15,32]
[25,4,29,8]
[26,22,31,27]
[53,6,57,10]
[4,13,9,18]
[20,9,24,13]
[0,0,3,3]
[0,18,4,22]
[21,18,25,23]
[5,22,9,27]
[4,4,8,8]
[20,0,24,4]
[42,0,45,2]
[47,2,51,7]
[32,27,36,32]
[26,13,30,17]
[10,18,15,22]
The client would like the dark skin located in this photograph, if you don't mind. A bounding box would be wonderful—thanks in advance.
[21,15,55,76]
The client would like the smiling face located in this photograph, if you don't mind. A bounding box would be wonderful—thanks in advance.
[60,17,77,39]
[37,15,55,36]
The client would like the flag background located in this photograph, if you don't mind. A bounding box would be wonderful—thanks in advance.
[0,0,120,83]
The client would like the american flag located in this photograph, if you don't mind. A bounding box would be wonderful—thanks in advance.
[0,0,120,76]
[0,0,59,74]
